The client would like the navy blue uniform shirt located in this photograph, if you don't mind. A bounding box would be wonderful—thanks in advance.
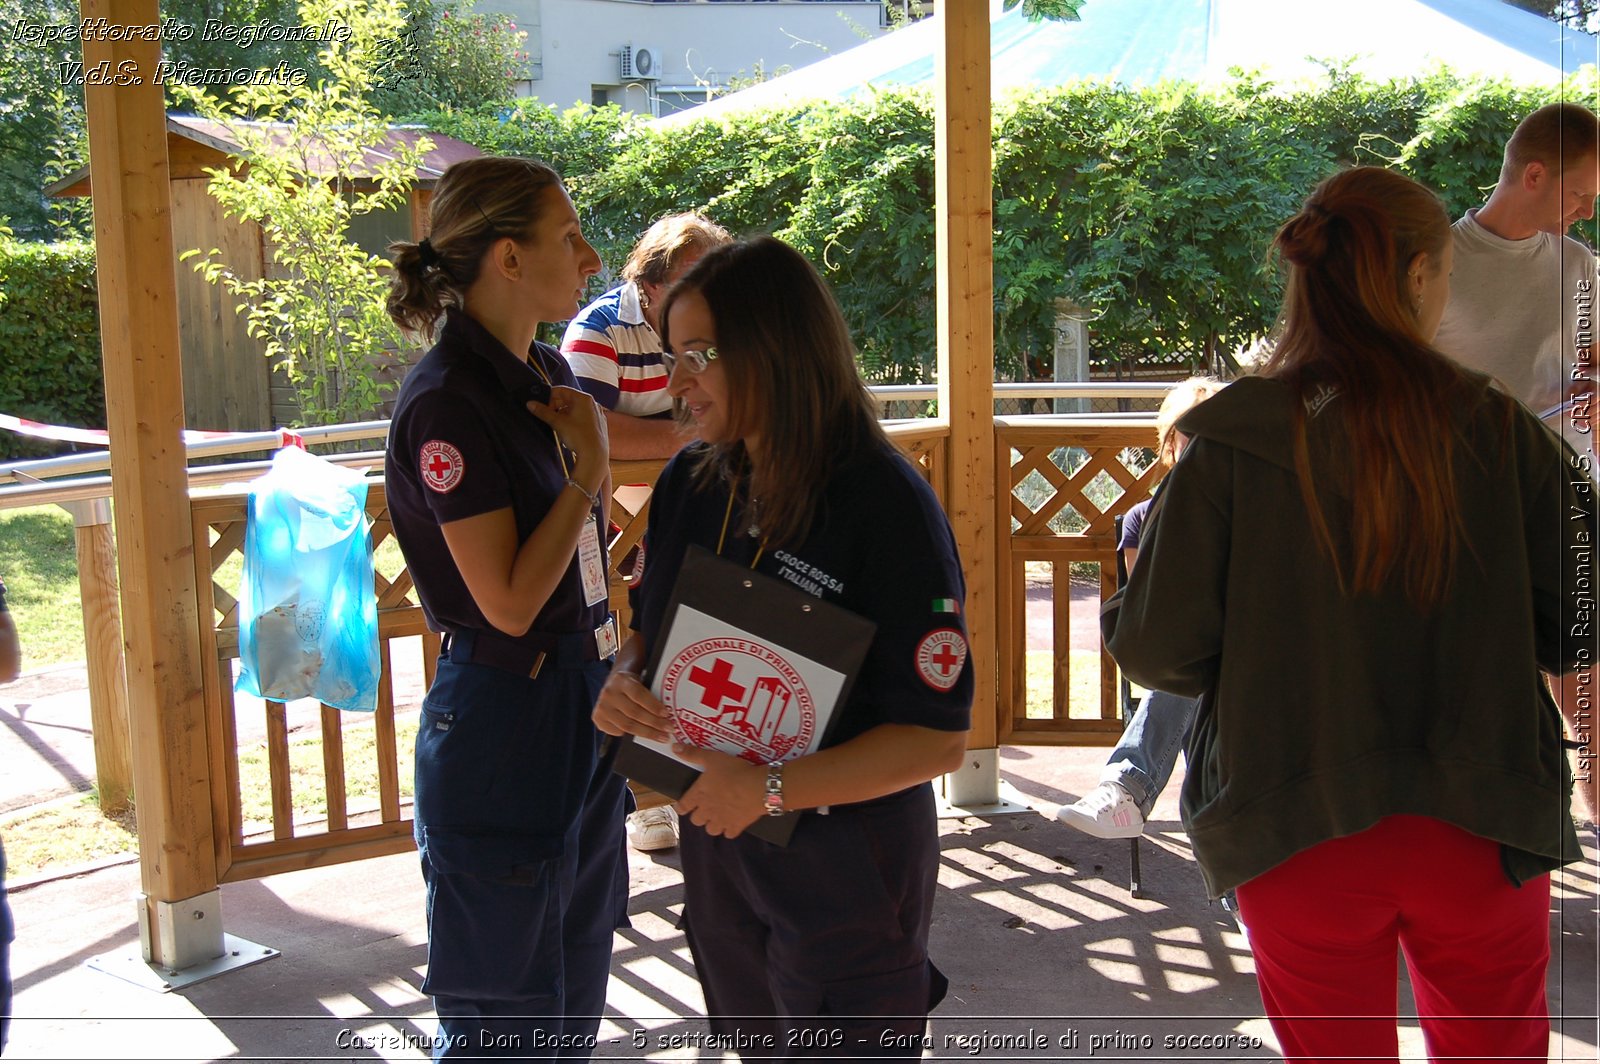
[1118,497,1152,553]
[631,440,973,749]
[385,309,607,645]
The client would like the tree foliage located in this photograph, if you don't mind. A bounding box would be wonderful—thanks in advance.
[556,69,1595,381]
[370,0,528,114]
[1,64,1591,440]
[0,0,520,241]
[0,236,103,457]
[0,0,87,239]
[409,97,637,192]
[179,0,430,426]
[1006,0,1085,21]
[1504,0,1598,31]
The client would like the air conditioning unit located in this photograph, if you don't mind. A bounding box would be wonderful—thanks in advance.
[620,44,662,81]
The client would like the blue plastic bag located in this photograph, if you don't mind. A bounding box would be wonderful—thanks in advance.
[236,446,380,712]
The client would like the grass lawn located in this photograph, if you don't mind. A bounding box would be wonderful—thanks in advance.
[0,793,139,876]
[0,502,417,874]
[1024,648,1135,720]
[235,712,418,835]
[0,506,86,668]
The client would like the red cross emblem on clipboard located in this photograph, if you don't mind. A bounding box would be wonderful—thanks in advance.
[662,638,816,764]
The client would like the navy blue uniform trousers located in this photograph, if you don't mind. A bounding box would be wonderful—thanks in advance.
[414,656,629,1060]
[679,784,947,1061]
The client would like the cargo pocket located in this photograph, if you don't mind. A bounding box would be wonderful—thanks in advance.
[810,959,942,1055]
[420,828,567,1003]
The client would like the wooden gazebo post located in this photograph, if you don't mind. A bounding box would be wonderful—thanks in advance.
[80,0,227,974]
[936,2,1005,806]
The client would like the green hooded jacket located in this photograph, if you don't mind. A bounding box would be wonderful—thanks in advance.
[1102,375,1589,897]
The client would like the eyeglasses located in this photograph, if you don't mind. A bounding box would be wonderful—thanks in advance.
[662,347,720,375]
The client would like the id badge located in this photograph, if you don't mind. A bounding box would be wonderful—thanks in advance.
[594,615,619,660]
[578,514,609,607]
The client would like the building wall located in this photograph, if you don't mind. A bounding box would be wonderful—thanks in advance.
[477,0,888,115]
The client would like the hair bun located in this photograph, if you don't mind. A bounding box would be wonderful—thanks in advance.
[1278,203,1333,267]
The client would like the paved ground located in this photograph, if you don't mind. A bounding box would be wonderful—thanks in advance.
[1,655,1597,1062]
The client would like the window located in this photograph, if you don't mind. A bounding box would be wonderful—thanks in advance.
[654,86,715,117]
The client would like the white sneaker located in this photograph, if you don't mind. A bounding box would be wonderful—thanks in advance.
[627,806,679,852]
[1055,782,1146,839]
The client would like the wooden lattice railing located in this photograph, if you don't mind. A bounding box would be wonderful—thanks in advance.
[995,417,1162,744]
[190,424,948,883]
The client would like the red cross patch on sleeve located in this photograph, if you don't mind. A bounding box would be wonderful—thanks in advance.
[915,628,968,691]
[419,440,465,494]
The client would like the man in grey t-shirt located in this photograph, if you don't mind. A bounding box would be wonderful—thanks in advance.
[1435,103,1599,825]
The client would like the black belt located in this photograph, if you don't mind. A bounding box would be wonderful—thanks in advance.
[442,618,616,679]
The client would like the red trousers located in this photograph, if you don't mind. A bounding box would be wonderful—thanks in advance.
[1234,815,1551,1063]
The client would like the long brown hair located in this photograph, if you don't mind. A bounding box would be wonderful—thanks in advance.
[386,156,563,339]
[659,236,891,548]
[1263,166,1472,607]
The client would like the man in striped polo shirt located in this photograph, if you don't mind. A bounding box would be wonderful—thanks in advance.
[562,213,731,460]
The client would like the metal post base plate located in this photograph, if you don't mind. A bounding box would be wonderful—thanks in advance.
[87,933,279,993]
[939,749,1036,818]
[936,779,1036,819]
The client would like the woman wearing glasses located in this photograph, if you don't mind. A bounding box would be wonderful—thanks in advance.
[592,236,973,1057]
[384,156,628,1059]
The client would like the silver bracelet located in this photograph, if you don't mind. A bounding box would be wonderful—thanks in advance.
[565,478,599,507]
[763,761,785,817]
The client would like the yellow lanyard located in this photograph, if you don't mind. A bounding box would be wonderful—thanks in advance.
[716,487,767,569]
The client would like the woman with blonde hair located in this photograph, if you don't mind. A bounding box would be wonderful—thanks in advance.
[1104,166,1587,1059]
[384,156,626,1059]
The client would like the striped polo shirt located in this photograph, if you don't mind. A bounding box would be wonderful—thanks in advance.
[559,281,674,417]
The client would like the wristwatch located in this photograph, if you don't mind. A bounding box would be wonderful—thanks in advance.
[764,761,785,817]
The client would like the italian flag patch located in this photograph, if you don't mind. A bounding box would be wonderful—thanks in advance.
[932,597,960,614]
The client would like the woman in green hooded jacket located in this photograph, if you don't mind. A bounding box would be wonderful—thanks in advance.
[1103,166,1589,1062]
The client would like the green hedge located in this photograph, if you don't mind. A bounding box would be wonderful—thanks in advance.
[1,71,1588,453]
[0,238,102,460]
[564,69,1589,380]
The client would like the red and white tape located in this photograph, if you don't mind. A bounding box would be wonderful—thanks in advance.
[1,413,303,450]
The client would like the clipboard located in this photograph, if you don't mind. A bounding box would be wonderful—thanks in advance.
[613,545,877,845]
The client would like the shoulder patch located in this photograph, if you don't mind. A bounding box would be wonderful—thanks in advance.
[915,628,968,691]
[419,440,465,494]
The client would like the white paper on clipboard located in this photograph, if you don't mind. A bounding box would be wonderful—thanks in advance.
[634,604,848,768]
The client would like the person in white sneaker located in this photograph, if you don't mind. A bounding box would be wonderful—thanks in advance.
[1056,378,1223,840]
[626,803,679,852]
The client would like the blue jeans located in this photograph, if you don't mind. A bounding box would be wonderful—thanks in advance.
[1101,689,1199,817]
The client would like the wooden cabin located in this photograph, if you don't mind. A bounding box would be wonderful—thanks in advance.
[48,115,481,431]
